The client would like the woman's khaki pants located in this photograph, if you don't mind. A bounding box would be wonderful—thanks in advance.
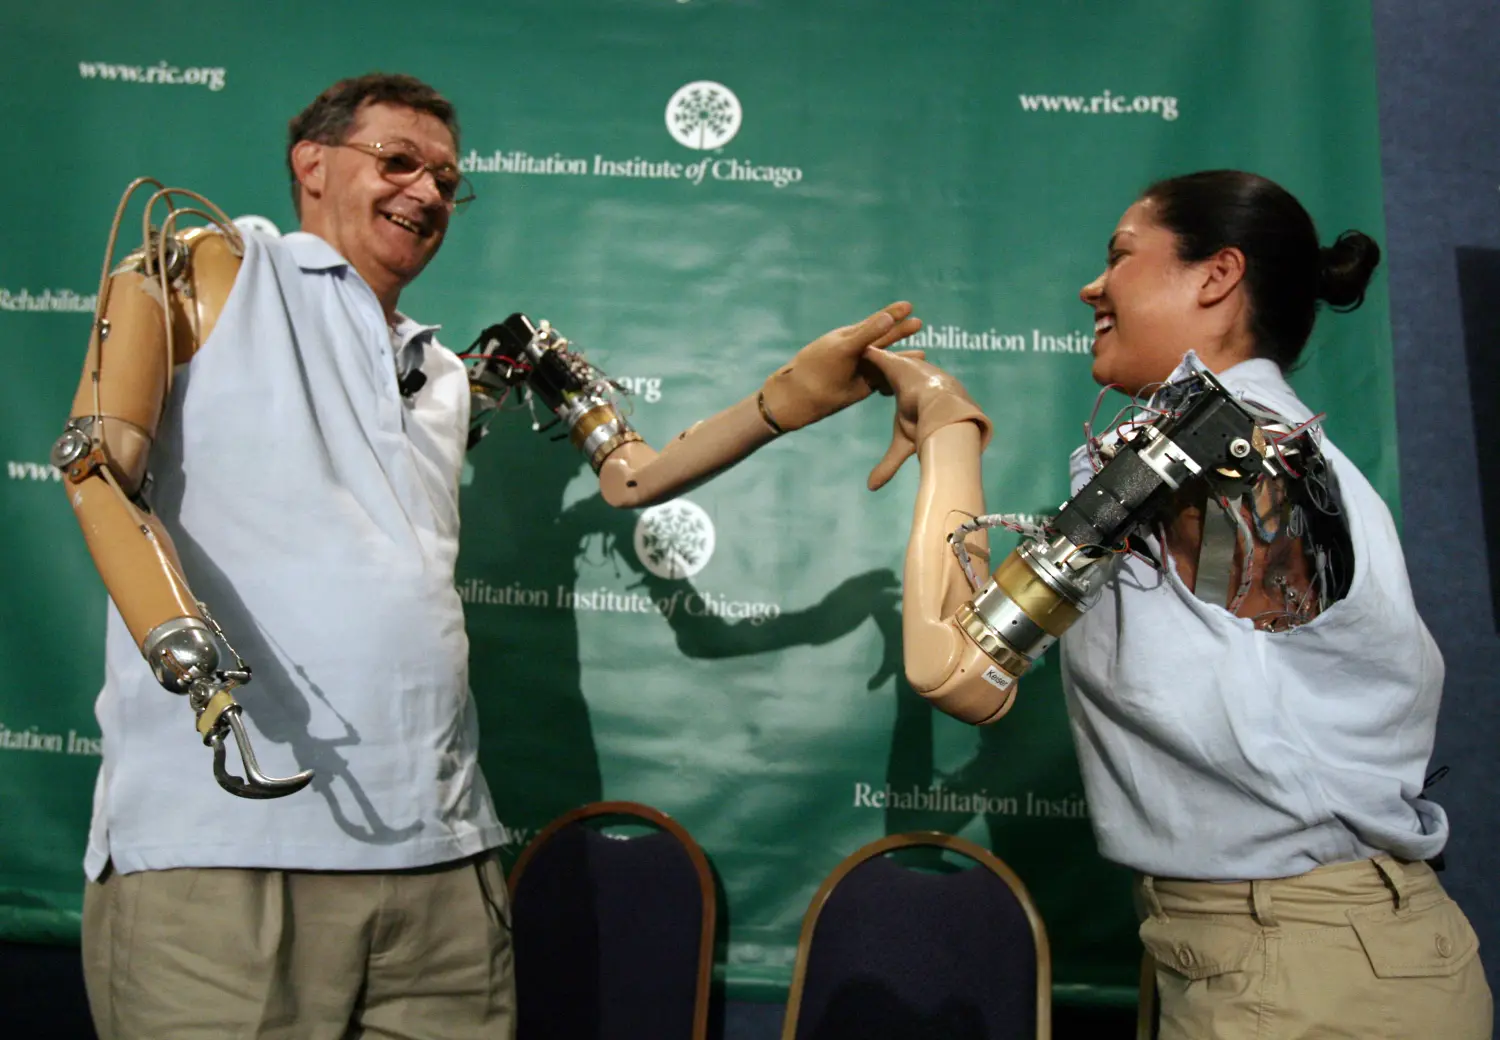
[1140,856,1492,1040]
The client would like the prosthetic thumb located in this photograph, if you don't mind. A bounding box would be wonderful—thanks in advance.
[866,398,992,491]
[867,426,916,491]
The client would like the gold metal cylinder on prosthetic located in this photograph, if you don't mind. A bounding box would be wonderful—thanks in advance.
[952,547,1089,688]
[991,551,1083,637]
[568,402,644,472]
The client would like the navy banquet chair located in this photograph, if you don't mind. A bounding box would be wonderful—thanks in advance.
[781,831,1051,1040]
[507,800,715,1040]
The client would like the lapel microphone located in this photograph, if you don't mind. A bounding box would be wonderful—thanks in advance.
[397,368,427,397]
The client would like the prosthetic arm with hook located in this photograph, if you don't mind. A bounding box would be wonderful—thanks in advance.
[52,178,313,799]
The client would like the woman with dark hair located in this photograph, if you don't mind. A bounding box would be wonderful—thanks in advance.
[866,171,1493,1038]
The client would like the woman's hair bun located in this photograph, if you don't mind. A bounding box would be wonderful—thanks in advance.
[1318,229,1381,310]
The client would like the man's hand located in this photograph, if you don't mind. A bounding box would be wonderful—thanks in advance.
[861,349,993,490]
[758,302,924,433]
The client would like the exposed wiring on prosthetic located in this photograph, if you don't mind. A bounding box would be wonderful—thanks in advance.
[949,513,1054,592]
[1084,377,1348,630]
[463,315,641,465]
[953,371,1351,633]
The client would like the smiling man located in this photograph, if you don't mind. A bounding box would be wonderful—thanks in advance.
[288,81,466,322]
[79,74,518,1040]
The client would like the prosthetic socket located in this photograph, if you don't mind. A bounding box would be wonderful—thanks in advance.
[53,179,312,799]
[943,367,1274,723]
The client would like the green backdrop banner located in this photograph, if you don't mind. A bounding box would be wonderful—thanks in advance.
[1,0,1392,1003]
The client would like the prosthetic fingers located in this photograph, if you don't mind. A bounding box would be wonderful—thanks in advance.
[52,179,312,799]
[867,350,1322,725]
[464,303,923,508]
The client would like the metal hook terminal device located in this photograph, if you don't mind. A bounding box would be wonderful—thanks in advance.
[149,608,314,799]
[208,704,314,799]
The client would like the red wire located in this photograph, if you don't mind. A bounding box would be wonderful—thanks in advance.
[458,352,530,370]
[1270,436,1302,478]
[1273,412,1325,443]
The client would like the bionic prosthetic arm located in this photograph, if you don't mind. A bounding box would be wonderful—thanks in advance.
[464,305,921,507]
[866,350,1282,725]
[52,179,313,799]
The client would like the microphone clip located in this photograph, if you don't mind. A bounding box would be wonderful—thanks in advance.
[397,368,427,398]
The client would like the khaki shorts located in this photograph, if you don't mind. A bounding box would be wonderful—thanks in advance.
[82,853,515,1040]
[1139,857,1492,1040]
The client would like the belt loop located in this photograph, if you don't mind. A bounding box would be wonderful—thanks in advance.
[1250,879,1279,927]
[1372,856,1407,910]
[1139,874,1168,922]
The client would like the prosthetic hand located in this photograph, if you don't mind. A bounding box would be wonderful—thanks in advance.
[52,179,312,799]
[860,351,1005,722]
[866,350,1271,725]
[464,303,923,507]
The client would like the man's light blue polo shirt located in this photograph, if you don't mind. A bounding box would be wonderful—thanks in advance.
[86,230,502,877]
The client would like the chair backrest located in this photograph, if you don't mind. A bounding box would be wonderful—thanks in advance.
[782,831,1051,1040]
[508,800,716,1040]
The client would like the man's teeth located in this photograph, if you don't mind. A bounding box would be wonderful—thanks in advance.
[383,213,422,234]
[1094,315,1115,335]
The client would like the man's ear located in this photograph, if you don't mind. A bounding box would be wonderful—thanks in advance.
[1198,246,1246,306]
[290,140,326,208]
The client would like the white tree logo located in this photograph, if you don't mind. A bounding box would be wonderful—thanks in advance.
[665,81,742,150]
[634,499,716,579]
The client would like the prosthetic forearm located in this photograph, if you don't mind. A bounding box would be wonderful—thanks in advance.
[53,179,311,798]
[899,422,1019,723]
[464,305,920,507]
[860,351,1012,722]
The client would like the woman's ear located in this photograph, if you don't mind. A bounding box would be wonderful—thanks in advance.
[1197,246,1246,306]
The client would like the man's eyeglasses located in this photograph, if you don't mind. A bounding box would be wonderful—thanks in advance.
[336,140,475,210]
